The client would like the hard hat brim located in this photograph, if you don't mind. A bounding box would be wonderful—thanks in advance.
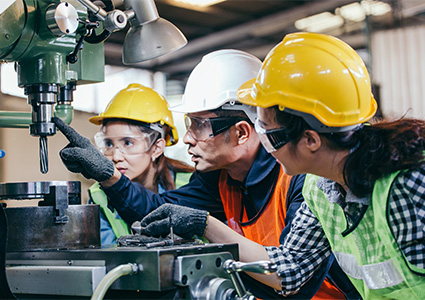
[237,78,259,107]
[88,116,104,125]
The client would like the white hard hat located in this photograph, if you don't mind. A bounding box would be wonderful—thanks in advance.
[171,49,262,122]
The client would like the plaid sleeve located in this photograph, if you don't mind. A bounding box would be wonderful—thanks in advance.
[265,201,332,296]
[389,168,425,268]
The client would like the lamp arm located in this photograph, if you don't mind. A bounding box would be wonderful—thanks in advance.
[77,0,108,21]
[124,9,135,21]
[77,0,128,32]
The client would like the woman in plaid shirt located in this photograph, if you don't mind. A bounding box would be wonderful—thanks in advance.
[238,32,425,299]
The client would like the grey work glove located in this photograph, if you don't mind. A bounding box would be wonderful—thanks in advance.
[140,203,209,239]
[53,117,114,182]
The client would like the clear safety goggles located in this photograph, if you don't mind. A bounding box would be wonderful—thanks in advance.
[184,115,248,142]
[94,131,159,156]
[254,118,292,153]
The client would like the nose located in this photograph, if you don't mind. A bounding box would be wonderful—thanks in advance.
[111,146,125,162]
[183,130,197,146]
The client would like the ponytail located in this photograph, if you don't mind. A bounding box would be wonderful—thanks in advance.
[154,155,195,191]
[342,119,425,196]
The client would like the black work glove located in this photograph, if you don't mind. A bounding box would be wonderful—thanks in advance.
[140,204,209,239]
[53,117,114,182]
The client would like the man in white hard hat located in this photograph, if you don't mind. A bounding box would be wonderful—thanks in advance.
[54,50,356,299]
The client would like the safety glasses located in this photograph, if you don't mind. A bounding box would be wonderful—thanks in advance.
[184,115,247,142]
[254,118,292,153]
[94,132,159,156]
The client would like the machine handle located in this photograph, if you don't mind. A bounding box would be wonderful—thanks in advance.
[223,260,277,275]
[223,260,277,300]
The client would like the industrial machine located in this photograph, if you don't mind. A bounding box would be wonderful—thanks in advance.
[0,0,187,174]
[0,181,276,299]
[0,1,276,299]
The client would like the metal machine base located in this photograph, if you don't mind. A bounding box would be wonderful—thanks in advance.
[6,243,239,299]
[1,182,241,299]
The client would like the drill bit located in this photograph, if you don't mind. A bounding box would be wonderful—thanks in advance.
[39,136,48,174]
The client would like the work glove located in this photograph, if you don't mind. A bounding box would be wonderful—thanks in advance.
[140,203,209,239]
[53,117,114,182]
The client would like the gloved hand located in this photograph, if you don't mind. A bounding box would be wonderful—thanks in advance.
[53,117,114,182]
[140,203,209,239]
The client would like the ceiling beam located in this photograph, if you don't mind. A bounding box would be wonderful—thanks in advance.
[105,0,354,67]
[136,0,355,65]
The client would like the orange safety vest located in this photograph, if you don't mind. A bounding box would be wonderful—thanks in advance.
[218,168,344,299]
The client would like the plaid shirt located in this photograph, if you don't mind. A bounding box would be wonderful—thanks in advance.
[265,168,425,296]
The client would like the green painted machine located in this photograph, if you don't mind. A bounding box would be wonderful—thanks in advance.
[0,0,104,173]
[0,0,187,173]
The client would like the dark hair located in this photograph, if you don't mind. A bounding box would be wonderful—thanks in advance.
[209,107,254,140]
[155,156,195,190]
[102,118,194,191]
[211,106,254,123]
[271,107,425,197]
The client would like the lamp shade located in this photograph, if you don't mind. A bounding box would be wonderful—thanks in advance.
[122,17,187,64]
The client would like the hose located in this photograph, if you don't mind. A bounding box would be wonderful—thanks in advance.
[91,263,139,300]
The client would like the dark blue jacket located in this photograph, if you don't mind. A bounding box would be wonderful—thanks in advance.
[103,146,359,299]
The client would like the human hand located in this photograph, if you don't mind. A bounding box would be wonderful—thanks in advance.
[53,117,114,182]
[140,203,208,239]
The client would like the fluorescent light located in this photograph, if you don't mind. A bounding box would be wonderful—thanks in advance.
[295,12,344,33]
[295,0,392,33]
[174,0,226,7]
[337,3,366,22]
[337,1,391,22]
[362,0,392,16]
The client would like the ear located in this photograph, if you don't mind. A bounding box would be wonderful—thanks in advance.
[303,130,321,153]
[151,138,166,161]
[234,121,252,145]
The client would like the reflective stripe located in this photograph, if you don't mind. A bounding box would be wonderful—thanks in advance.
[304,172,425,299]
[334,252,404,290]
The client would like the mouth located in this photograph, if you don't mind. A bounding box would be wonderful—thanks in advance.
[188,150,200,162]
[116,167,127,174]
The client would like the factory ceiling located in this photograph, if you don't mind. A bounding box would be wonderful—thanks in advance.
[104,0,425,83]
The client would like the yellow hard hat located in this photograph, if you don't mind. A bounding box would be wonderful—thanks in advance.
[238,32,377,131]
[89,83,178,146]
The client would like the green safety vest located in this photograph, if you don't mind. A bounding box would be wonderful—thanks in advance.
[88,172,192,240]
[89,183,131,238]
[303,172,425,300]
[175,172,192,189]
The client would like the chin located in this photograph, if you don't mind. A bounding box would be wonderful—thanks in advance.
[124,173,135,180]
[195,163,215,173]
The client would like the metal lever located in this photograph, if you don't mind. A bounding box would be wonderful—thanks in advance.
[224,260,277,274]
[223,260,277,300]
